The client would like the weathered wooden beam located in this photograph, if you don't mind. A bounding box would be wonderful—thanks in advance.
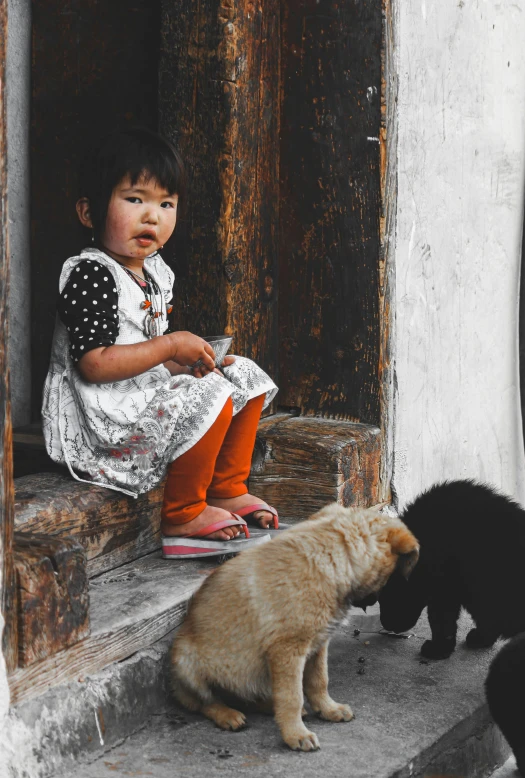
[250,414,382,522]
[159,0,280,386]
[0,0,18,675]
[14,473,163,578]
[8,552,206,705]
[278,0,382,422]
[13,532,90,668]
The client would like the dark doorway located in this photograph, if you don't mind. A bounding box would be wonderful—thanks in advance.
[30,0,161,419]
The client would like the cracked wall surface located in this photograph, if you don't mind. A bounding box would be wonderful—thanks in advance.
[392,0,525,508]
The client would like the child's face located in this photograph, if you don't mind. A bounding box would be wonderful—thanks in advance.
[100,174,178,263]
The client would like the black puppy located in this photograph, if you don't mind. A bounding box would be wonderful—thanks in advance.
[485,632,525,776]
[378,480,525,659]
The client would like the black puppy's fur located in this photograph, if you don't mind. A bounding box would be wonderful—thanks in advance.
[486,632,525,776]
[378,480,525,659]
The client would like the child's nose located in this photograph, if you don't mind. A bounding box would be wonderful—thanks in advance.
[143,207,159,224]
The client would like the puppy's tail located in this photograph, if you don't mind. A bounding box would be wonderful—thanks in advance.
[169,637,214,713]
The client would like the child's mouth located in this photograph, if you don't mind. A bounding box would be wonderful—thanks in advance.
[135,233,156,247]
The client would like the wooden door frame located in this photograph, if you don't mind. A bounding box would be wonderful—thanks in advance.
[1,0,17,675]
[0,0,398,673]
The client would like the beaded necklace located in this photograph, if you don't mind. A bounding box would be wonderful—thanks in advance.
[111,259,172,338]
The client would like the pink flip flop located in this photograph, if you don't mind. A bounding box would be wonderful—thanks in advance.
[162,514,270,559]
[233,503,279,529]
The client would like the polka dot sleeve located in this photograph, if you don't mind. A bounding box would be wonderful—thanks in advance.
[57,260,119,363]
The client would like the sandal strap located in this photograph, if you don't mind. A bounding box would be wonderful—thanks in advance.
[234,503,279,529]
[187,514,250,539]
[234,503,278,519]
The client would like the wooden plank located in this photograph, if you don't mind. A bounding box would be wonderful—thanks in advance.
[159,0,279,385]
[222,0,280,383]
[0,0,18,674]
[278,0,382,422]
[14,472,163,577]
[250,416,382,521]
[30,0,161,420]
[13,532,90,667]
[8,552,209,705]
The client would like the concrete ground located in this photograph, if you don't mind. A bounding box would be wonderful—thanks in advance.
[67,612,509,778]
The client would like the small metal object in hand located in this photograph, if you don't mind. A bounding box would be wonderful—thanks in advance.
[190,359,205,370]
[202,335,233,367]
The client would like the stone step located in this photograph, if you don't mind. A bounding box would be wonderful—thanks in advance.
[5,603,509,778]
[5,551,380,777]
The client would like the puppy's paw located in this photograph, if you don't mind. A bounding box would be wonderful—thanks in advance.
[318,703,354,722]
[285,730,320,752]
[465,628,497,649]
[214,708,247,731]
[421,638,455,660]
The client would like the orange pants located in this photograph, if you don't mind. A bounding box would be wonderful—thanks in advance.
[160,393,265,529]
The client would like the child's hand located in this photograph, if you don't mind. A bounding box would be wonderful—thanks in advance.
[168,331,216,374]
[192,355,236,379]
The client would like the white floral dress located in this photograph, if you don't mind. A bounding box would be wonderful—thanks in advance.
[42,248,278,497]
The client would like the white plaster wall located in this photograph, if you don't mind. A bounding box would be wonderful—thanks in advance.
[392,0,525,509]
[6,0,31,427]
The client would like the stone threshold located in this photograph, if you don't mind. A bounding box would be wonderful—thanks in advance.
[6,556,381,778]
[35,613,511,778]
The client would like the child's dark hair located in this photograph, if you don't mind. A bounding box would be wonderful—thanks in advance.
[78,127,186,242]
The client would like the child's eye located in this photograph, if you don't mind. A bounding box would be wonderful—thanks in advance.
[161,201,175,209]
[125,197,142,204]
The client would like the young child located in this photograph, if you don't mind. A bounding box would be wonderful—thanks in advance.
[42,127,279,559]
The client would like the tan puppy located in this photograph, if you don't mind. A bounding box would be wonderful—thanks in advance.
[170,503,419,752]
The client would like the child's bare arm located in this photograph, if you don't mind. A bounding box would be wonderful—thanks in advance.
[78,331,215,383]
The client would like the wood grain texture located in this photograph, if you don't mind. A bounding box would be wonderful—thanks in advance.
[13,532,90,667]
[0,0,17,674]
[278,0,382,422]
[14,473,163,577]
[8,552,208,705]
[30,0,161,420]
[159,0,280,385]
[250,414,381,521]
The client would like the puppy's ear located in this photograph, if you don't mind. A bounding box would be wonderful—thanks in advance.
[388,526,420,579]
